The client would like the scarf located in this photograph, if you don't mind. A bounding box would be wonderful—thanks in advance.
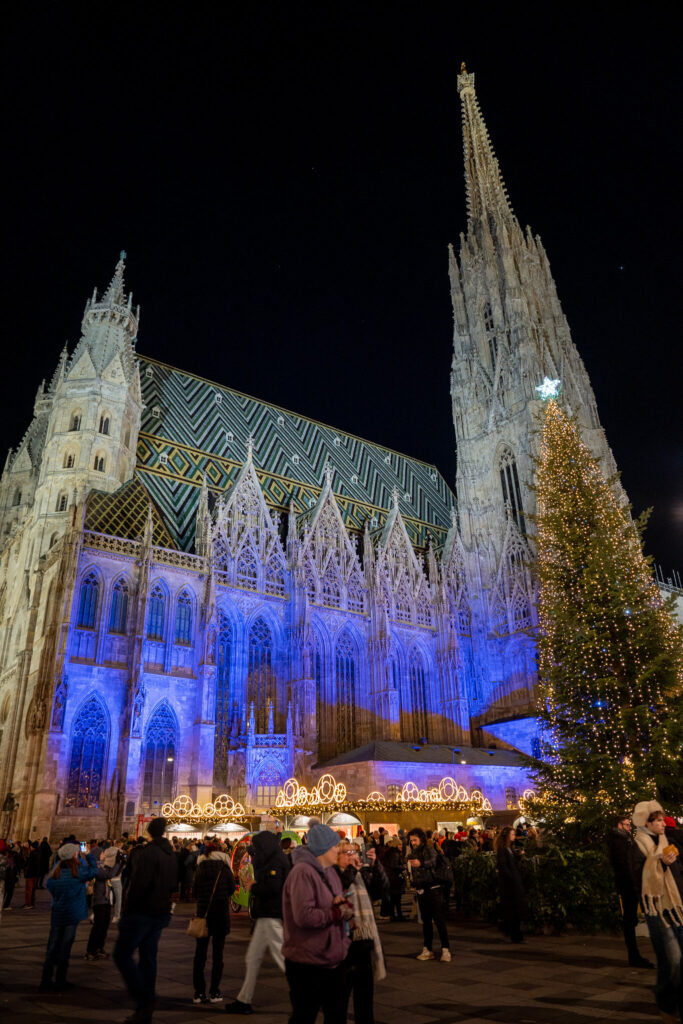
[349,876,386,981]
[634,829,683,926]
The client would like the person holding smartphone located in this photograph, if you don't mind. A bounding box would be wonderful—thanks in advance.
[40,843,98,992]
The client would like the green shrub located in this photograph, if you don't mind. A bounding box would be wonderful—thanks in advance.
[451,845,622,934]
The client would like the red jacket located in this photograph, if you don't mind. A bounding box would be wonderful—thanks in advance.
[282,847,351,967]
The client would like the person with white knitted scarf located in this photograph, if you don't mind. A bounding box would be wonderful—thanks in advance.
[631,800,683,1024]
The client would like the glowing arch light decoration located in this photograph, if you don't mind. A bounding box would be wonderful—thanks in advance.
[162,792,247,824]
[272,773,493,816]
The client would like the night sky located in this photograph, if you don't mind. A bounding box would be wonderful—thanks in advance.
[2,4,681,569]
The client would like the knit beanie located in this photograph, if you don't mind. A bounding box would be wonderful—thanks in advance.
[58,843,80,861]
[633,800,663,828]
[306,823,341,857]
[101,846,119,867]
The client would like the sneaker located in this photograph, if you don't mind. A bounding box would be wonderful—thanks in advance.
[83,953,98,962]
[193,994,209,1004]
[416,947,435,961]
[440,949,452,963]
[225,1000,253,1014]
[209,992,224,1003]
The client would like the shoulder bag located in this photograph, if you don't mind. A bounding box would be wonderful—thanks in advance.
[187,865,222,939]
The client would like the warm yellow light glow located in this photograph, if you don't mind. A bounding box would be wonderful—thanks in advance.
[162,792,247,822]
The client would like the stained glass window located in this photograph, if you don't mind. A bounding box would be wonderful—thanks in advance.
[248,617,274,731]
[142,702,177,808]
[66,694,108,807]
[254,759,283,809]
[409,648,428,742]
[77,571,99,629]
[175,590,193,644]
[147,584,166,640]
[335,629,357,751]
[109,577,129,634]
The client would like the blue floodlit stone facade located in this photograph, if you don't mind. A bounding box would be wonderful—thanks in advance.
[0,71,623,838]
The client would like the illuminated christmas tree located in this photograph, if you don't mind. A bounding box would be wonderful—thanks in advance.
[528,394,683,836]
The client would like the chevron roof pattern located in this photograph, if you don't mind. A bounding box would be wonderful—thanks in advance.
[85,478,176,548]
[135,355,456,552]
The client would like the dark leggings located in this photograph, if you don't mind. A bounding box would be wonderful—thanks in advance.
[389,893,404,919]
[417,887,450,951]
[193,927,227,996]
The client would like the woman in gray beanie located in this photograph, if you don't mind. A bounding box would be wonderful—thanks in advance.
[39,843,98,992]
[282,824,353,1024]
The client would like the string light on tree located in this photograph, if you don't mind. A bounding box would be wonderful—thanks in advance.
[526,398,683,837]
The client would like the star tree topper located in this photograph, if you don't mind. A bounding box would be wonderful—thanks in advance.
[535,377,562,400]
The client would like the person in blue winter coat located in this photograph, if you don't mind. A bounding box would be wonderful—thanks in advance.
[40,843,98,991]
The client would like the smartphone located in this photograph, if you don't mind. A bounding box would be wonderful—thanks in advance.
[80,842,87,853]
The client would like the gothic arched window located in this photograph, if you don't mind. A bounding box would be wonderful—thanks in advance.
[66,694,108,808]
[142,702,177,808]
[335,629,357,751]
[321,567,342,608]
[63,452,75,469]
[457,597,472,636]
[236,542,258,591]
[56,492,68,512]
[499,448,525,535]
[409,648,429,742]
[69,411,81,432]
[248,617,274,730]
[93,455,106,473]
[147,584,166,640]
[511,589,531,631]
[77,571,100,629]
[215,612,233,777]
[109,577,129,634]
[394,579,412,623]
[175,590,193,644]
[347,572,364,614]
[11,489,21,506]
[99,415,110,435]
[416,589,432,627]
[254,759,283,810]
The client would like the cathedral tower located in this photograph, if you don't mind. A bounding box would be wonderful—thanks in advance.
[449,68,619,746]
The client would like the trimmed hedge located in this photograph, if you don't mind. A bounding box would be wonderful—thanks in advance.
[451,845,622,934]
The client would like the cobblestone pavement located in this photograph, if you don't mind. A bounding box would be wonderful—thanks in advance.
[0,890,661,1023]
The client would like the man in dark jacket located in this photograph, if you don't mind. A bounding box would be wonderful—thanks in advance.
[37,837,52,889]
[113,817,178,1024]
[225,830,291,1014]
[606,812,653,968]
[407,828,451,962]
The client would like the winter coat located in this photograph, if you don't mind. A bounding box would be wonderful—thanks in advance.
[194,854,235,932]
[407,841,440,891]
[382,846,406,895]
[92,861,121,906]
[122,837,178,917]
[38,840,52,875]
[24,848,41,879]
[46,854,99,926]
[282,846,351,967]
[250,830,291,919]
[340,858,390,902]
[496,846,526,920]
[606,828,637,894]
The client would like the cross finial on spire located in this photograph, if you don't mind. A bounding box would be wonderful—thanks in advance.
[246,435,254,461]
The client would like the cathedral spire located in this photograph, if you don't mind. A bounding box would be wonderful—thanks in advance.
[456,65,515,227]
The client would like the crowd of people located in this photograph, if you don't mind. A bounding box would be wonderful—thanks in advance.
[0,807,681,1024]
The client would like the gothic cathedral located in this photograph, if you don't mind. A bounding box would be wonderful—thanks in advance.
[0,70,620,838]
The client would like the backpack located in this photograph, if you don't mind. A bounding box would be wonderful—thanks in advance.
[432,849,454,885]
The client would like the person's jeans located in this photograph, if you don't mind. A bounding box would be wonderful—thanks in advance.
[41,922,78,985]
[645,911,683,1017]
[237,917,285,1004]
[284,959,348,1024]
[417,887,450,952]
[113,912,171,1011]
[193,924,227,997]
[87,903,112,954]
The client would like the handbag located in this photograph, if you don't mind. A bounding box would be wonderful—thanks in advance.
[187,864,222,939]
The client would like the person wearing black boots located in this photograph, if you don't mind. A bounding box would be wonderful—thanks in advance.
[606,812,654,969]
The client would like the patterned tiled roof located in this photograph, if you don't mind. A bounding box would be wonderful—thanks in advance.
[85,478,176,548]
[135,355,456,552]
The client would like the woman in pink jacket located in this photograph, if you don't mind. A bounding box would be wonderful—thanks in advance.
[282,824,353,1024]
